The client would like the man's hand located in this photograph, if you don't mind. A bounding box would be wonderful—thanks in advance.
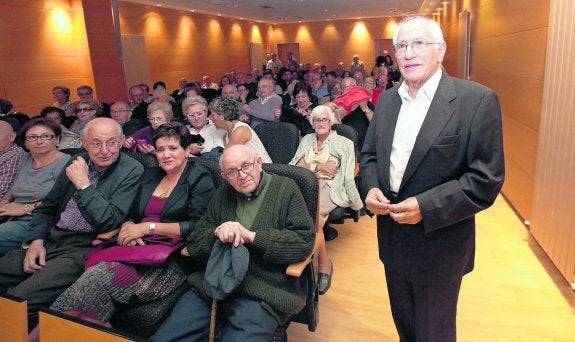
[273,108,281,121]
[214,221,256,247]
[389,197,422,224]
[66,156,90,190]
[124,137,136,149]
[0,202,26,217]
[117,222,146,246]
[365,188,391,215]
[23,240,46,273]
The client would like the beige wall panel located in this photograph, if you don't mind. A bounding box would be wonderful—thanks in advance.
[530,0,575,286]
[501,159,534,220]
[493,0,550,35]
[502,116,538,178]
[484,71,543,131]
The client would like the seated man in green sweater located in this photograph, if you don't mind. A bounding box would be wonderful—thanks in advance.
[151,144,315,341]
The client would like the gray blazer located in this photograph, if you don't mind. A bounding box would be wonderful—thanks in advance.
[360,71,505,285]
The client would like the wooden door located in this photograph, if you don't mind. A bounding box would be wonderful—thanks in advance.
[277,43,300,69]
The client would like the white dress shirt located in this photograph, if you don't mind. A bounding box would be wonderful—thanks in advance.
[389,68,442,193]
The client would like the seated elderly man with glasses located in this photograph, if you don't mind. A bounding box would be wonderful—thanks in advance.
[0,117,144,329]
[151,144,315,341]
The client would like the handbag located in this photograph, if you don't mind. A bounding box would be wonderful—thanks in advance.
[84,235,185,269]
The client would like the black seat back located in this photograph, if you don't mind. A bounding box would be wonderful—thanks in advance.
[253,122,300,164]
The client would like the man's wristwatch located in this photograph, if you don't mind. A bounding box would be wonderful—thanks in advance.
[148,222,156,235]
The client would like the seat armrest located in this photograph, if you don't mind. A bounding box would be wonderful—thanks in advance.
[97,228,120,240]
[286,232,324,277]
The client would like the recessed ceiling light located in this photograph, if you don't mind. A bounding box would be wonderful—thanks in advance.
[190,9,195,12]
[239,17,243,19]
[156,4,162,6]
[217,13,222,16]
[298,20,302,23]
[257,20,261,22]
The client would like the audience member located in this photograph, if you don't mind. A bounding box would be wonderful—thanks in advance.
[0,117,24,199]
[360,17,505,341]
[280,81,316,137]
[183,95,225,160]
[39,106,81,150]
[109,101,145,136]
[209,97,272,163]
[151,144,315,341]
[69,100,98,136]
[201,76,219,90]
[351,55,365,73]
[266,52,282,70]
[51,86,74,118]
[310,71,329,103]
[171,78,187,103]
[243,78,282,128]
[76,85,110,117]
[0,118,70,255]
[129,85,149,120]
[290,105,362,294]
[0,98,13,115]
[0,118,144,328]
[363,76,383,105]
[124,102,172,155]
[47,122,215,330]
[338,77,374,153]
[287,51,300,72]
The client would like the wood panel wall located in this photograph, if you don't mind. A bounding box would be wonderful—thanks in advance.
[0,0,94,115]
[530,0,575,287]
[269,18,399,71]
[116,2,270,91]
[436,0,550,221]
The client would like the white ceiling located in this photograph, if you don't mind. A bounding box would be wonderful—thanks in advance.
[122,0,443,24]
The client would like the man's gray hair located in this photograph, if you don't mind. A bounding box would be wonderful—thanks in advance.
[392,16,445,44]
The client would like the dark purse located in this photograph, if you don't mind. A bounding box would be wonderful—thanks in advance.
[84,235,185,269]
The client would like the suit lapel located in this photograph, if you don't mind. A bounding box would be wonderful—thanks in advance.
[161,163,189,215]
[399,75,457,192]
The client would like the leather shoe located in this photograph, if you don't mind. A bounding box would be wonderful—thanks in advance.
[323,225,338,241]
[318,261,333,295]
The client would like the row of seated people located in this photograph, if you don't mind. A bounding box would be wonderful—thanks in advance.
[0,112,361,339]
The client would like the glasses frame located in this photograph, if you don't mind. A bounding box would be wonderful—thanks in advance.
[222,159,256,180]
[312,117,331,125]
[76,107,95,113]
[86,140,122,150]
[393,40,442,56]
[25,133,56,142]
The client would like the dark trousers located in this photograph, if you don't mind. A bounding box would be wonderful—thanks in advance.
[0,232,89,329]
[385,268,462,342]
[151,289,279,341]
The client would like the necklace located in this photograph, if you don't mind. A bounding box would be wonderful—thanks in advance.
[158,192,168,199]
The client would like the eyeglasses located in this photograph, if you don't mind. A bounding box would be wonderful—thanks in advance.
[186,111,206,119]
[86,140,121,150]
[222,160,256,179]
[148,116,166,123]
[312,118,330,124]
[393,40,442,56]
[110,109,131,114]
[25,133,55,142]
[76,107,94,113]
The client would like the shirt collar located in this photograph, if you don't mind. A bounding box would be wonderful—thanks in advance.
[236,170,271,200]
[398,67,443,102]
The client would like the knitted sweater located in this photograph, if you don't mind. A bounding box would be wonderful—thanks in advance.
[185,173,315,315]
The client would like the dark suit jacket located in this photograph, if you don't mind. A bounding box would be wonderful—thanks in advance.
[127,161,215,238]
[360,71,505,285]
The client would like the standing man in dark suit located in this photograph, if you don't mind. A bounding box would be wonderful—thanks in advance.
[360,16,504,342]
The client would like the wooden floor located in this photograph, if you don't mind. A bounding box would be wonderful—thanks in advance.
[288,195,575,341]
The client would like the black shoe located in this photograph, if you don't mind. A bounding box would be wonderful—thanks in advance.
[318,261,333,295]
[323,225,339,241]
[329,217,345,224]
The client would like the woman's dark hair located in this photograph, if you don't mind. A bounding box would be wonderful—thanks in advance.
[341,71,352,78]
[208,96,241,121]
[40,106,66,120]
[375,55,386,67]
[384,54,393,65]
[0,98,13,113]
[152,121,192,148]
[153,81,167,90]
[19,117,62,142]
[292,81,313,99]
